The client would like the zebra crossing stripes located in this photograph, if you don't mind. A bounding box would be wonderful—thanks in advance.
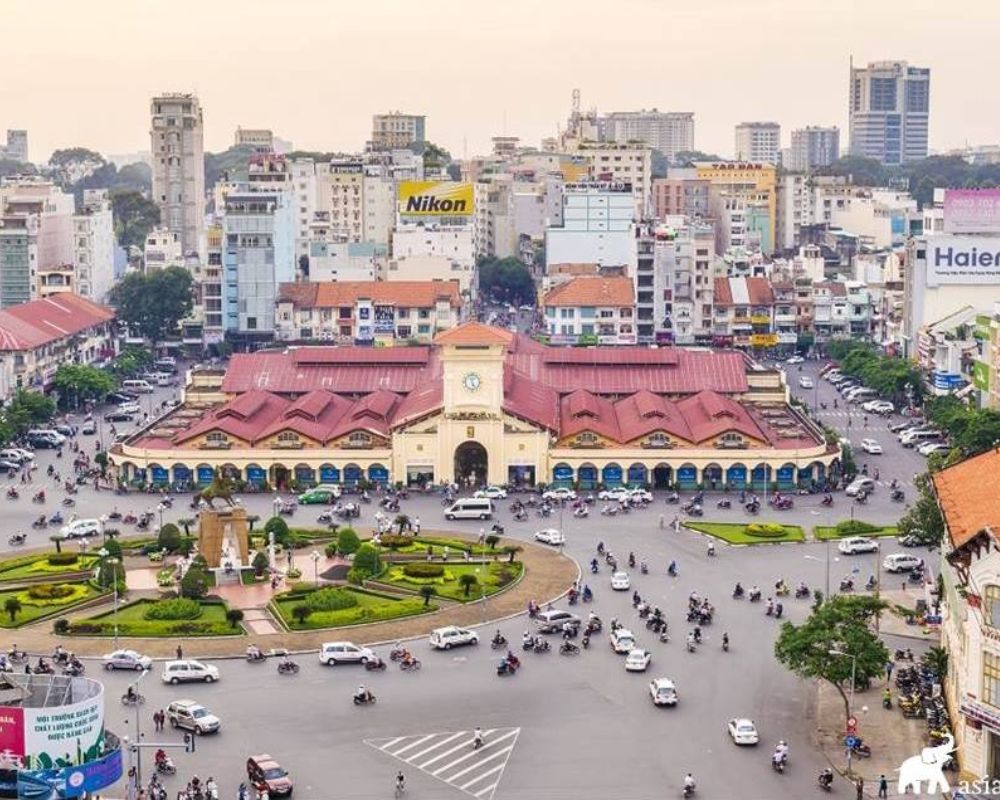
[365,727,521,800]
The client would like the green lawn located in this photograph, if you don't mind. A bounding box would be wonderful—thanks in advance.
[365,536,506,558]
[378,561,524,601]
[66,599,239,637]
[0,554,99,583]
[685,521,806,544]
[0,582,106,628]
[814,524,899,540]
[272,587,435,630]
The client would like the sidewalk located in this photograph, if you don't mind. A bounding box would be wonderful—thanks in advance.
[5,534,578,659]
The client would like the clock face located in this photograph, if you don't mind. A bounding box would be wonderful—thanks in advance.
[463,372,482,392]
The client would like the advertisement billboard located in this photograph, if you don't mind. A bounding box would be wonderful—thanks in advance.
[373,306,395,334]
[398,181,473,216]
[16,747,122,799]
[944,190,1000,234]
[925,236,1000,286]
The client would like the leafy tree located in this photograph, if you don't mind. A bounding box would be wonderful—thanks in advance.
[394,514,411,535]
[49,147,105,169]
[94,452,109,477]
[177,518,195,536]
[922,645,948,679]
[252,550,270,577]
[816,156,889,186]
[0,159,38,178]
[112,162,152,193]
[5,390,56,435]
[203,145,257,191]
[485,534,500,550]
[49,533,65,554]
[478,257,535,306]
[52,364,116,409]
[897,473,945,549]
[247,515,260,531]
[110,346,154,378]
[419,585,437,606]
[97,559,125,590]
[264,516,290,545]
[180,564,209,599]
[102,539,123,560]
[774,595,889,727]
[458,573,479,597]
[336,528,360,556]
[108,266,194,344]
[292,604,312,625]
[110,189,161,250]
[157,523,182,553]
[225,609,245,629]
[353,543,381,577]
[4,597,21,622]
[673,150,723,166]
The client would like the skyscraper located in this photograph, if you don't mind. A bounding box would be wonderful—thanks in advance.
[370,112,426,151]
[787,126,840,172]
[150,93,205,259]
[602,111,695,161]
[734,122,781,164]
[849,60,930,165]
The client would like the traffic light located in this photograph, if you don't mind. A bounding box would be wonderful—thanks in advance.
[184,733,195,753]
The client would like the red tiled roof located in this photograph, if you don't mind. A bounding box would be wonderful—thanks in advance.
[543,276,635,307]
[746,277,774,305]
[329,390,400,439]
[175,391,290,445]
[559,390,621,441]
[933,448,1000,548]
[502,366,559,432]
[256,390,354,443]
[279,281,462,309]
[393,380,444,427]
[713,278,733,306]
[435,322,513,346]
[613,391,693,443]
[675,391,765,444]
[0,294,115,351]
[290,348,430,366]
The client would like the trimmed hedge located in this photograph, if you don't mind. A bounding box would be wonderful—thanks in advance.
[835,520,885,536]
[304,588,359,612]
[27,584,77,600]
[47,553,80,566]
[379,534,412,550]
[143,598,202,621]
[745,523,788,538]
[402,563,445,578]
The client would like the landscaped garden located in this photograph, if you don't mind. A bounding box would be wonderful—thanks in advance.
[814,520,899,540]
[0,581,106,628]
[271,585,435,630]
[0,552,100,583]
[685,521,806,544]
[375,561,524,601]
[64,597,240,637]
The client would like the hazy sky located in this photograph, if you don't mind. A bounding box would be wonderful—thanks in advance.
[3,0,995,163]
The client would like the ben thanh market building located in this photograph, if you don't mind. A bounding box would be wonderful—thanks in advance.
[114,323,840,491]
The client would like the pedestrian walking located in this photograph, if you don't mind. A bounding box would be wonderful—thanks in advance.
[672,516,680,533]
[414,516,421,534]
[658,513,665,529]
[885,660,895,682]
[175,644,183,660]
[878,774,888,799]
[855,776,864,800]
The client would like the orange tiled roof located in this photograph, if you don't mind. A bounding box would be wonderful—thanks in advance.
[543,276,635,307]
[434,322,513,346]
[933,448,1000,548]
[278,280,462,309]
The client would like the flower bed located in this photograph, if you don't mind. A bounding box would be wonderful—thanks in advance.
[271,586,434,631]
[814,521,899,540]
[684,521,805,544]
[0,582,105,628]
[0,553,100,583]
[378,562,524,601]
[65,599,237,637]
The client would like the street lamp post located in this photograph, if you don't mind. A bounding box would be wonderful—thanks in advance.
[98,547,120,649]
[99,514,108,545]
[310,550,321,585]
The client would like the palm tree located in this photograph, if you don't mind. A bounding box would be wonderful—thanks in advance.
[485,534,500,550]
[247,515,260,532]
[225,609,245,629]
[292,605,312,626]
[49,533,65,554]
[177,518,195,536]
[458,573,479,597]
[394,514,411,535]
[922,645,948,678]
[4,597,22,622]
[419,585,437,607]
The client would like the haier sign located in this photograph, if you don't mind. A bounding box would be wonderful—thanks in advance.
[926,237,1000,286]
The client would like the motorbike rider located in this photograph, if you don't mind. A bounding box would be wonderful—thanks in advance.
[686,631,697,651]
[733,582,744,597]
[155,748,168,767]
[582,584,593,602]
[765,597,774,615]
[684,773,696,793]
[692,626,702,644]
[667,560,678,576]
[246,643,263,661]
[522,630,534,648]
[796,581,808,595]
[722,632,729,651]
[706,541,715,557]
[355,684,372,703]
[749,584,761,600]
[205,777,218,797]
[818,768,834,788]
[125,684,138,703]
[775,740,789,764]
[473,727,485,749]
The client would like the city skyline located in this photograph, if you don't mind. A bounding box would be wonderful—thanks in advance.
[3,0,998,163]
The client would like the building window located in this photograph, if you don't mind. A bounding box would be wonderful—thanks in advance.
[575,432,598,445]
[348,431,372,446]
[986,651,1000,708]
[206,432,228,444]
[277,432,299,443]
[986,586,1000,628]
[648,433,669,447]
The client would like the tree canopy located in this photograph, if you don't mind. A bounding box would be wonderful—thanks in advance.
[0,390,57,444]
[110,189,161,251]
[478,257,536,306]
[831,343,923,408]
[925,395,1000,457]
[51,365,116,409]
[897,472,946,549]
[108,266,194,344]
[774,595,889,726]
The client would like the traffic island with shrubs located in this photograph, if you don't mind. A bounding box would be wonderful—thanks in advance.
[684,521,806,544]
[270,586,435,631]
[0,581,107,628]
[0,552,100,583]
[373,561,525,602]
[813,520,899,540]
[61,597,240,637]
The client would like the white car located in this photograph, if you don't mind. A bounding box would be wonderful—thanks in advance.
[318,641,376,665]
[161,660,219,684]
[798,376,814,389]
[845,477,876,497]
[728,718,760,745]
[786,355,805,364]
[166,699,221,735]
[918,442,951,457]
[649,677,679,706]
[102,649,152,672]
[629,488,653,503]
[60,518,101,539]
[625,648,652,672]
[838,536,879,555]
[869,401,895,415]
[610,628,636,654]
[860,439,883,455]
[611,571,631,591]
[534,528,566,546]
[598,488,631,502]
[473,486,508,500]
[118,402,141,414]
[541,487,576,502]
[884,553,924,573]
[429,626,479,650]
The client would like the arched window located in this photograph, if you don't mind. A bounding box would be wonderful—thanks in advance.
[206,432,227,444]
[349,431,372,447]
[575,432,598,446]
[986,585,1000,628]
[278,432,299,443]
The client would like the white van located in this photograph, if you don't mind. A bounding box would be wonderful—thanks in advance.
[901,429,942,448]
[847,388,878,403]
[27,429,66,447]
[122,379,154,394]
[152,373,175,387]
[444,498,493,520]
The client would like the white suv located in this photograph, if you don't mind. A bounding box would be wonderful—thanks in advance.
[60,519,101,539]
[318,641,375,666]
[429,626,480,650]
[161,660,219,684]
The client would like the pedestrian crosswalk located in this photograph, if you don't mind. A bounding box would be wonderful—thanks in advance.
[365,728,520,800]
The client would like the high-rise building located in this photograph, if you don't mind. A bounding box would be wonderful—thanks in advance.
[371,112,426,151]
[602,111,695,161]
[234,127,274,152]
[787,126,840,172]
[849,60,930,165]
[73,189,115,302]
[2,130,28,163]
[734,122,781,164]
[150,93,206,259]
[693,162,778,254]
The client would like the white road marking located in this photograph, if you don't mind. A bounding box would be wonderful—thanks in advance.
[389,734,436,757]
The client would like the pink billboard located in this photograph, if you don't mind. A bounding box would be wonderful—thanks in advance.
[944,189,1000,234]
[0,706,25,767]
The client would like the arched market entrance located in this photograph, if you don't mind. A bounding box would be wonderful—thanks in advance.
[454,441,488,488]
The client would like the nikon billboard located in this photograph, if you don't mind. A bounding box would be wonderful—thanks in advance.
[398,181,474,217]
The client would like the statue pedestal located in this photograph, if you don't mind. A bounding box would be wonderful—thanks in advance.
[198,507,250,569]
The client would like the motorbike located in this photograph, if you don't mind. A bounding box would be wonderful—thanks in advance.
[821,495,834,507]
[818,773,834,792]
[682,782,696,798]
[364,657,387,671]
[775,584,790,597]
[891,489,905,502]
[353,692,377,705]
[894,648,914,662]
[849,739,871,758]
[122,512,138,524]
[246,650,267,663]
[155,758,177,776]
[794,585,810,599]
[749,590,762,603]
[32,491,45,503]
[745,502,760,515]
[390,645,406,661]
[63,660,85,677]
[839,578,855,593]
[732,585,745,599]
[497,659,519,676]
[717,498,731,509]
[277,660,300,675]
[62,497,75,507]
[7,534,26,546]
[31,516,46,529]
[400,658,422,672]
[666,492,680,504]
[491,523,505,536]
[559,641,580,656]
[122,692,145,706]
[7,487,19,500]
[490,634,508,650]
[48,511,63,525]
[772,755,786,774]
[533,639,551,653]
